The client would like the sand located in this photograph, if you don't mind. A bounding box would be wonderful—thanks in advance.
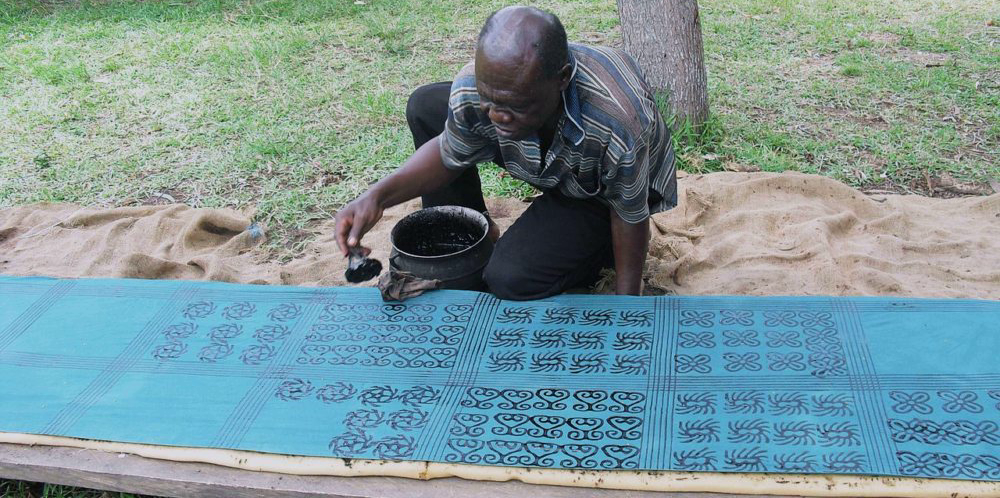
[1,171,997,299]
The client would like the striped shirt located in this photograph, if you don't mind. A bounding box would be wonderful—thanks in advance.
[439,43,677,224]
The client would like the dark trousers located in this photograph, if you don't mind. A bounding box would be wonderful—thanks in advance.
[406,83,613,301]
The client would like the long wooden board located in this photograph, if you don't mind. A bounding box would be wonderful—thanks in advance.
[0,443,775,498]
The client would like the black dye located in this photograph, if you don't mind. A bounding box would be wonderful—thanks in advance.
[394,211,484,257]
[345,256,383,283]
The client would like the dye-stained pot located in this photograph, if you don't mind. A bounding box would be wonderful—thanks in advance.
[389,206,494,291]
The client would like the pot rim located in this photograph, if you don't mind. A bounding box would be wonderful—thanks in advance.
[389,205,490,260]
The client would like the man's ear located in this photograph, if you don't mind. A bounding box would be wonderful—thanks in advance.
[557,62,572,91]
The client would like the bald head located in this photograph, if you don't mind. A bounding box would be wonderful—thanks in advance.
[477,6,568,82]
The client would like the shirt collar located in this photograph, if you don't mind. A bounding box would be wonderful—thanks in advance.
[560,53,585,147]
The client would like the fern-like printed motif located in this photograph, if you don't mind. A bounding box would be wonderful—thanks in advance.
[773,421,817,445]
[612,332,652,351]
[728,419,770,443]
[812,393,854,416]
[487,351,525,372]
[570,353,608,374]
[489,328,526,347]
[580,309,615,326]
[676,393,716,415]
[724,447,767,471]
[673,448,717,470]
[610,355,649,375]
[540,307,577,324]
[497,307,535,324]
[530,352,567,372]
[769,392,809,416]
[725,391,765,414]
[530,329,567,348]
[678,420,720,443]
[617,310,653,327]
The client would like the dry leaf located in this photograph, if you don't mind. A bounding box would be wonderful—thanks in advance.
[722,161,760,172]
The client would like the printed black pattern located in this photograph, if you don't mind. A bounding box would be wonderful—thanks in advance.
[813,394,854,416]
[497,307,534,324]
[888,419,1000,445]
[222,302,256,320]
[541,308,576,325]
[897,451,1000,479]
[182,301,216,319]
[719,310,754,326]
[889,391,933,414]
[676,393,716,415]
[484,304,652,376]
[152,323,197,360]
[725,391,765,414]
[445,386,646,469]
[678,420,720,443]
[77,284,1000,478]
[444,439,640,469]
[680,311,715,327]
[938,390,983,413]
[617,310,653,327]
[199,323,242,362]
[673,448,716,470]
[675,354,711,374]
[724,447,767,471]
[769,393,808,415]
[728,419,769,443]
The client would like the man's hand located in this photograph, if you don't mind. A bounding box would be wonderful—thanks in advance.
[610,211,650,295]
[334,194,383,257]
[331,135,464,258]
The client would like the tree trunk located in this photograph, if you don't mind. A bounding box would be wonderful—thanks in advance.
[617,0,709,129]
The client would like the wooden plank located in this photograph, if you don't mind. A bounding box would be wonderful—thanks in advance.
[0,443,786,498]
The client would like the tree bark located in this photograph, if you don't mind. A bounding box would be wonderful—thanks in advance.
[617,0,709,129]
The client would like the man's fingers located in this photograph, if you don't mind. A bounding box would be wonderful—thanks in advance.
[335,215,352,256]
[347,218,366,249]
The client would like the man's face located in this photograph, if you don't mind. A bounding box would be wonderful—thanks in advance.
[474,52,565,141]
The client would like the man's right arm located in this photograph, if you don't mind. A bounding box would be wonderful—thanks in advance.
[334,135,463,256]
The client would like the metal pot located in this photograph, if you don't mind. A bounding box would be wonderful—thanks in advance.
[389,206,494,291]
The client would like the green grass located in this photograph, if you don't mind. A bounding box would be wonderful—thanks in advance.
[0,479,149,497]
[1,0,997,246]
[0,1,997,494]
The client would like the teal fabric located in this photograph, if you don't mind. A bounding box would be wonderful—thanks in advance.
[0,276,998,479]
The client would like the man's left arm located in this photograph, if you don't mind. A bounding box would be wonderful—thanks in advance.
[610,212,649,295]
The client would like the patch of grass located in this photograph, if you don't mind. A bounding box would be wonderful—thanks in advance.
[0,0,997,248]
[0,479,152,498]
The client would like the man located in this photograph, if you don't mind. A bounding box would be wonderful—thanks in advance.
[335,6,676,300]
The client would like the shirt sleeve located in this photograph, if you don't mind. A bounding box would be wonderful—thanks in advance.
[601,131,653,224]
[438,77,499,171]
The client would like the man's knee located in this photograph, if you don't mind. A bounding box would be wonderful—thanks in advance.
[483,256,552,301]
[406,84,444,130]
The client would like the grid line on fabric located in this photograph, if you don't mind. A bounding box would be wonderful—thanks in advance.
[427,293,500,462]
[209,290,330,448]
[843,300,900,474]
[839,300,879,473]
[833,298,893,474]
[42,284,198,434]
[444,293,499,387]
[0,280,76,352]
[638,297,663,468]
[416,384,466,461]
[415,293,494,458]
[662,297,681,469]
